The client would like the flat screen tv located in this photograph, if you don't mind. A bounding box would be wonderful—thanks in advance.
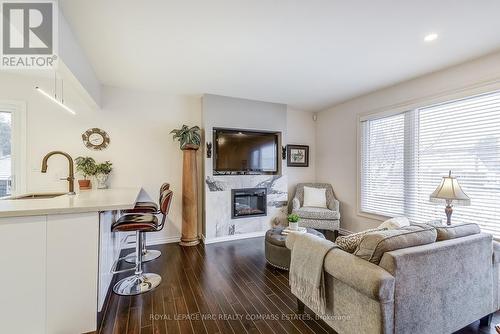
[213,128,280,175]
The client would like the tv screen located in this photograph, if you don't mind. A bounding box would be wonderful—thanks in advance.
[213,128,279,174]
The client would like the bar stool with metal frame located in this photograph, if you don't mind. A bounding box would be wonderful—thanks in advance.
[111,189,173,296]
[122,182,170,263]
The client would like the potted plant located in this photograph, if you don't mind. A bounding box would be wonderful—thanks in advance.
[75,156,96,190]
[95,161,112,189]
[288,213,300,231]
[170,125,201,150]
[170,125,201,246]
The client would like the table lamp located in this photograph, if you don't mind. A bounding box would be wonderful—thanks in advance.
[429,170,470,225]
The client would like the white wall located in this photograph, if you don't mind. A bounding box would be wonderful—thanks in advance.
[0,72,201,244]
[316,51,500,233]
[286,107,316,199]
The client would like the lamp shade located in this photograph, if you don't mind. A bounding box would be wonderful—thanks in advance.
[429,171,470,206]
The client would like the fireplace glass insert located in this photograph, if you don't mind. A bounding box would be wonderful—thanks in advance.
[231,188,267,219]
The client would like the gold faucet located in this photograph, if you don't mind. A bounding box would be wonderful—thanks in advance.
[41,151,76,195]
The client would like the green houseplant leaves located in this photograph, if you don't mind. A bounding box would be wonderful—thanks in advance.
[75,156,97,179]
[288,213,300,223]
[170,125,201,150]
[95,161,113,175]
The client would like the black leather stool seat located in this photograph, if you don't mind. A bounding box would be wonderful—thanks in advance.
[112,214,159,232]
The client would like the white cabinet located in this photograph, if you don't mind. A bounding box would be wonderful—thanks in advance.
[0,213,101,334]
[46,213,99,334]
[0,216,47,334]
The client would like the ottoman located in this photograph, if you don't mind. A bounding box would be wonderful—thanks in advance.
[264,227,325,270]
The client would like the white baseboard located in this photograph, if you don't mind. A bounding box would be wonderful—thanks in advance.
[147,235,181,245]
[202,231,266,244]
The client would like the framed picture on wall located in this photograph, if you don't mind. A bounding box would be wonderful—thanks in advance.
[287,145,309,167]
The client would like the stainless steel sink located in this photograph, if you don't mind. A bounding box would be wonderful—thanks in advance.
[3,192,67,200]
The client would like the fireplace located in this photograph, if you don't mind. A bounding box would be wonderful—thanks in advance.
[231,188,267,219]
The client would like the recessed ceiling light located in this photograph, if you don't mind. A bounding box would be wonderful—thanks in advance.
[424,33,438,42]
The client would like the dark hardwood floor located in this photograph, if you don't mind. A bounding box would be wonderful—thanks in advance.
[97,237,499,334]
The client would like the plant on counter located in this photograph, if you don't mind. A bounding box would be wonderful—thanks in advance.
[170,125,201,150]
[95,161,113,175]
[75,156,96,190]
[287,213,300,231]
[95,161,113,189]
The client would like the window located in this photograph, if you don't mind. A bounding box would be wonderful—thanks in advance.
[0,102,26,197]
[360,90,500,236]
[0,111,12,196]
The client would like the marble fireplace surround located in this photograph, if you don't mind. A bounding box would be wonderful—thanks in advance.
[204,172,288,242]
[202,94,288,244]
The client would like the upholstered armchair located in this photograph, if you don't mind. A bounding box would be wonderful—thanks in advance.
[291,183,340,238]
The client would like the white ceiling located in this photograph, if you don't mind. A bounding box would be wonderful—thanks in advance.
[60,0,500,111]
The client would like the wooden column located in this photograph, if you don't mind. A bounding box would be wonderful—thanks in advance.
[180,144,199,246]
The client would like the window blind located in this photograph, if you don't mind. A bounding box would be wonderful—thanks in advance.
[360,90,500,237]
[360,112,406,217]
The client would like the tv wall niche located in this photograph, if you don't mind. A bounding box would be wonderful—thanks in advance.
[202,94,288,243]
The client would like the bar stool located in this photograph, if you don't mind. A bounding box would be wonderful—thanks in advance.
[123,183,170,263]
[125,183,170,214]
[111,189,173,296]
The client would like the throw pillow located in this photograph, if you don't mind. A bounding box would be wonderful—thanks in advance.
[303,186,327,208]
[378,216,410,230]
[354,225,437,264]
[335,227,387,253]
[434,223,481,241]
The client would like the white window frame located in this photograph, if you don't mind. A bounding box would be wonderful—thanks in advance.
[357,79,500,222]
[0,101,27,196]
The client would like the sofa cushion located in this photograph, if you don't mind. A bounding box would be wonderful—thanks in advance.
[335,227,387,253]
[303,186,327,208]
[293,207,340,220]
[434,223,481,241]
[353,225,437,264]
[378,216,410,230]
[412,221,481,241]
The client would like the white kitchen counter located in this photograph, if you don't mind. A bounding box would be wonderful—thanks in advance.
[0,187,141,218]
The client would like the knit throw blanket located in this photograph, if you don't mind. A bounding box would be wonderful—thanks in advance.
[288,232,336,315]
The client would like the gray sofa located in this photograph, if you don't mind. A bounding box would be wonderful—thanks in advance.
[287,231,500,334]
[291,183,340,237]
